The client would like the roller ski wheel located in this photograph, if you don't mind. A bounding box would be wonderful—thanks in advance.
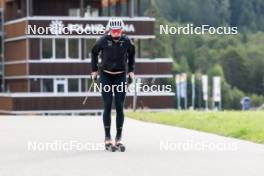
[115,142,126,152]
[105,143,116,152]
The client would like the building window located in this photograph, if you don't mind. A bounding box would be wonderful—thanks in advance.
[110,1,116,16]
[134,0,142,16]
[101,0,109,16]
[33,0,80,17]
[69,8,81,16]
[41,39,81,60]
[69,39,79,59]
[84,0,101,17]
[42,79,53,92]
[120,0,128,16]
[85,39,96,58]
[68,79,79,92]
[55,39,66,59]
[42,39,53,59]
[84,6,99,17]
[5,0,27,21]
[30,79,40,92]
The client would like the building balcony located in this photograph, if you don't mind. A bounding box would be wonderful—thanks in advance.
[0,91,175,114]
[4,58,173,78]
[5,0,146,21]
[4,16,155,40]
[3,58,173,93]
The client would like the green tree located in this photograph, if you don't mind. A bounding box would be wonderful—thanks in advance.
[143,0,172,58]
[220,48,249,92]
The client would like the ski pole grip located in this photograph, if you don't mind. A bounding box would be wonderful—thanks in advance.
[91,73,97,81]
[128,75,133,85]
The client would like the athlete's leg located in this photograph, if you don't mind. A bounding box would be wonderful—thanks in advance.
[100,71,113,140]
[113,72,127,141]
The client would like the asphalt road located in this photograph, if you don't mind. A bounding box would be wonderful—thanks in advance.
[0,116,264,176]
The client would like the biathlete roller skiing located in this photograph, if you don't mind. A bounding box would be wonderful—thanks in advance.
[90,17,135,152]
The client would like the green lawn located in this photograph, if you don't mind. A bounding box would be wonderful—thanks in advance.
[126,111,264,144]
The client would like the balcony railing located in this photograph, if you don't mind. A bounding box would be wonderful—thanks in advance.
[0,91,175,114]
[4,16,155,40]
[5,0,146,21]
[4,58,174,79]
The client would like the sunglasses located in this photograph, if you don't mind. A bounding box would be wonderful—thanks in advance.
[111,29,122,35]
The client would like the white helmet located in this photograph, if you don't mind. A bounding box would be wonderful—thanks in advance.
[107,17,124,30]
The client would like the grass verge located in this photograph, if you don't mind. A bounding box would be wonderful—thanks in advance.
[126,110,264,144]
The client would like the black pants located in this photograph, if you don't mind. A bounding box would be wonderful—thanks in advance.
[100,71,126,141]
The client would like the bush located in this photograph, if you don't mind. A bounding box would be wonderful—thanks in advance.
[250,94,264,108]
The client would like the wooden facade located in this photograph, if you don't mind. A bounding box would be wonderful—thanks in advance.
[0,94,174,112]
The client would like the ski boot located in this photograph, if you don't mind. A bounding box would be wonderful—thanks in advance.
[115,138,126,152]
[105,138,116,152]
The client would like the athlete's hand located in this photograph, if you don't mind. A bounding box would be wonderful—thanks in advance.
[91,72,98,81]
[128,72,134,79]
[128,72,134,84]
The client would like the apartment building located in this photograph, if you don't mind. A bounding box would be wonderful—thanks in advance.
[0,0,174,114]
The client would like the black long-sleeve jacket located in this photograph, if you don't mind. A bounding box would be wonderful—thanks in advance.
[91,34,135,72]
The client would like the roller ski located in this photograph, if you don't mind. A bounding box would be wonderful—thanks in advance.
[105,139,116,152]
[115,139,126,152]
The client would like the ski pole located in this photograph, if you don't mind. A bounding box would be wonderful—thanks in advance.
[82,80,96,105]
